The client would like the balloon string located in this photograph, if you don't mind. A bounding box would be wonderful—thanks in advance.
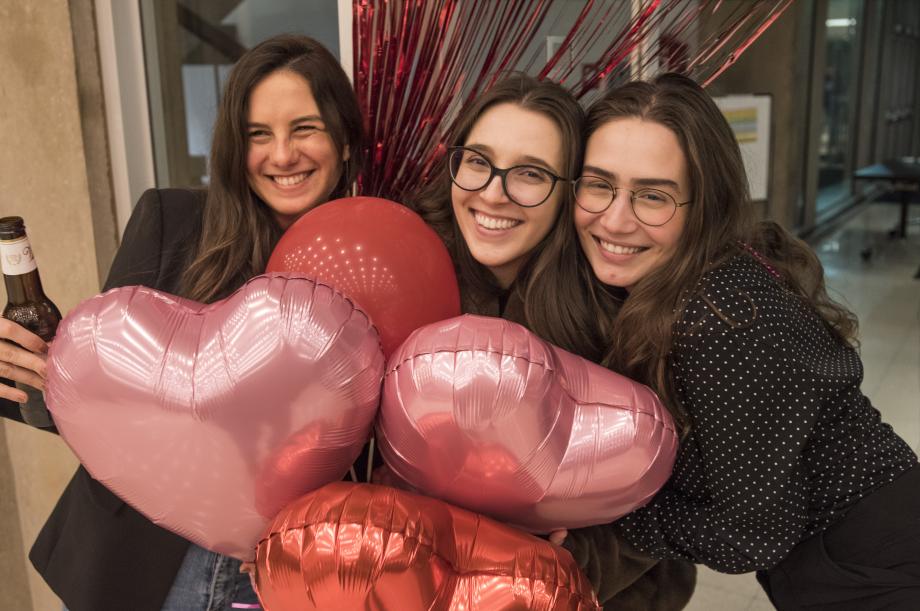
[231,605,261,609]
[349,465,358,482]
[366,436,376,483]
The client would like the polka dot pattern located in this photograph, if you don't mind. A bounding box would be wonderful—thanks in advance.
[618,253,918,573]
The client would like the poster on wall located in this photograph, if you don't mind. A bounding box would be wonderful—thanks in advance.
[713,94,772,202]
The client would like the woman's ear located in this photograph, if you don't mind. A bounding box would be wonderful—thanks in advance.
[343,144,351,162]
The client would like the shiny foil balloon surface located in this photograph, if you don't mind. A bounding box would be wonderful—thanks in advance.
[377,315,678,532]
[253,482,600,611]
[44,274,385,560]
[265,197,461,357]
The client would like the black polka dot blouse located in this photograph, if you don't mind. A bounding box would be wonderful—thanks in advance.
[617,253,918,574]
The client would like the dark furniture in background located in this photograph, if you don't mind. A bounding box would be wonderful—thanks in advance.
[853,157,920,278]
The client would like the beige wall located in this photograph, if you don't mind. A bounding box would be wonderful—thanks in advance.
[0,1,117,610]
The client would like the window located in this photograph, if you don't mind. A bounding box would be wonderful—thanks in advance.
[141,0,342,188]
[816,0,864,215]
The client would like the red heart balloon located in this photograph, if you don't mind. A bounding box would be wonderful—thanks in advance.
[377,315,678,532]
[45,274,385,560]
[265,197,461,357]
[253,482,600,610]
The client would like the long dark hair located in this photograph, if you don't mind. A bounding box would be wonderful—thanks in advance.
[574,73,858,431]
[181,35,365,302]
[411,74,605,356]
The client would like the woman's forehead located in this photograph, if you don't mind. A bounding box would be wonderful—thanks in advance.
[465,103,565,166]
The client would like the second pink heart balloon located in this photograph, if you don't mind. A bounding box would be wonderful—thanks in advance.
[377,314,678,532]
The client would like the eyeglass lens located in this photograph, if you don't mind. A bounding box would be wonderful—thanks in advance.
[450,148,555,207]
[573,177,677,226]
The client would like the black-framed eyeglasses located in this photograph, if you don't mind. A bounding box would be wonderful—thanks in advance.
[572,175,692,227]
[448,146,566,208]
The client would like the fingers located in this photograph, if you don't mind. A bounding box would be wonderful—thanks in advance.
[0,326,48,401]
[0,319,48,354]
[0,340,47,378]
[0,379,29,403]
[0,360,45,395]
[548,529,568,546]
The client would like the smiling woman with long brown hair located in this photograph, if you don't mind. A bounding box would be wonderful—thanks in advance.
[0,34,364,611]
[568,72,920,609]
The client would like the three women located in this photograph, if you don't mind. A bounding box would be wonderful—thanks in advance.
[4,29,913,611]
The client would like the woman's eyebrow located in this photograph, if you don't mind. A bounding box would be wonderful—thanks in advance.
[582,165,679,190]
[632,177,680,190]
[290,115,324,124]
[517,154,554,169]
[246,115,324,128]
[582,165,616,180]
[463,143,494,155]
[465,144,555,169]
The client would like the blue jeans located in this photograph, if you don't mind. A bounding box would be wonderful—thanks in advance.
[160,543,261,610]
[63,543,260,611]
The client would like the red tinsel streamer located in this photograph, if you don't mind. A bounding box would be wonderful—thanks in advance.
[353,0,795,201]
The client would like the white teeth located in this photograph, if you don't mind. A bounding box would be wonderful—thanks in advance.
[598,238,643,255]
[473,211,521,230]
[273,172,309,186]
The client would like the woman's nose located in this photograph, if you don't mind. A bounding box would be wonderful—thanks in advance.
[270,138,298,166]
[479,174,510,205]
[599,190,637,232]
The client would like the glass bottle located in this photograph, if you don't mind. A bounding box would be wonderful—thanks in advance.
[0,216,61,428]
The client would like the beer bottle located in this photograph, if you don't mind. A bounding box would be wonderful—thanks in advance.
[0,216,61,428]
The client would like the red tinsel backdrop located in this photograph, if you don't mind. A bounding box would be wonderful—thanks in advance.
[352,0,794,201]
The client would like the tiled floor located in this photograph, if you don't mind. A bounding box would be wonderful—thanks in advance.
[683,201,920,611]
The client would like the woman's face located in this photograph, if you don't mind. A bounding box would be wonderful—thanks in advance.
[246,69,347,229]
[574,117,690,291]
[451,102,565,289]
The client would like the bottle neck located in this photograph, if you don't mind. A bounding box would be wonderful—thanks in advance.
[2,234,46,305]
[4,269,46,305]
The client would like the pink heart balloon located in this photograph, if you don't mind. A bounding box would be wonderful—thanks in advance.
[45,274,385,560]
[377,315,677,532]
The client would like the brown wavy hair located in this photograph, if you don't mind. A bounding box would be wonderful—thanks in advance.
[180,35,365,302]
[410,74,606,357]
[573,73,858,432]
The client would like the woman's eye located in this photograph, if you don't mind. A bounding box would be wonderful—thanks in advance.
[463,155,490,168]
[584,179,613,192]
[248,130,270,139]
[294,124,319,134]
[522,170,548,182]
[637,190,670,205]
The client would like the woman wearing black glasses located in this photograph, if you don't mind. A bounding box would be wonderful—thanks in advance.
[413,73,586,329]
[564,73,920,609]
[409,73,696,610]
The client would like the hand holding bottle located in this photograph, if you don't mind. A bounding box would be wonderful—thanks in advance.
[1,216,61,427]
[0,318,48,403]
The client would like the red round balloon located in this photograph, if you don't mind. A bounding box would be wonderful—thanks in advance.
[253,482,600,610]
[266,197,461,357]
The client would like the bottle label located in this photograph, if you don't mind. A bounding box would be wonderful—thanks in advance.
[1,237,37,275]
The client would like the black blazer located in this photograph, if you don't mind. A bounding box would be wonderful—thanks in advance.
[2,188,205,611]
